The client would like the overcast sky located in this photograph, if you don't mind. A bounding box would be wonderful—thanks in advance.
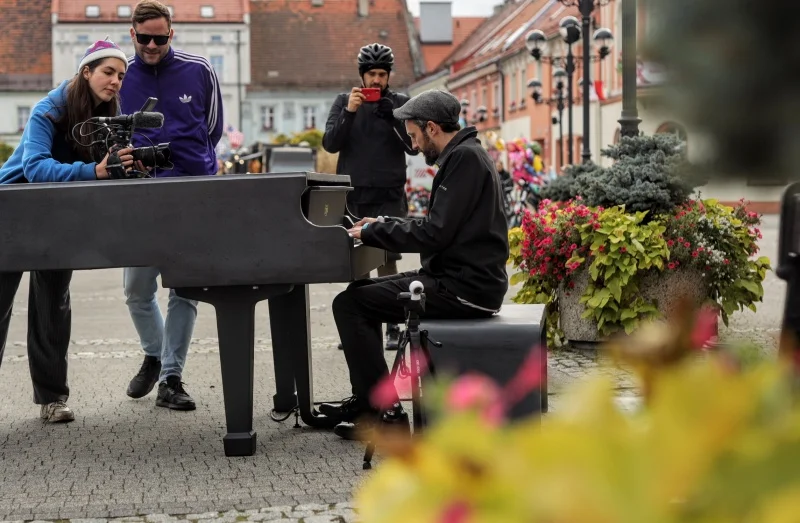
[406,0,503,17]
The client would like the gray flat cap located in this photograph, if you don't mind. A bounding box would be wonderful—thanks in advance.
[393,89,461,124]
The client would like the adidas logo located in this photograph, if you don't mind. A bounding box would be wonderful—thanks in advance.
[179,94,192,103]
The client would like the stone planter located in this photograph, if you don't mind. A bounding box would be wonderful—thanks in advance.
[557,268,708,344]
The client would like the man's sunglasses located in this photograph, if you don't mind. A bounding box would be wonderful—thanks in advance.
[135,33,169,46]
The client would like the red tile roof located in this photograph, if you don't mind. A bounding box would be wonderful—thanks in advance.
[444,0,577,80]
[0,0,52,90]
[415,16,486,72]
[250,0,421,91]
[53,0,248,23]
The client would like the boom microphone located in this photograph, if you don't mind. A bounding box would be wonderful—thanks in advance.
[95,111,164,129]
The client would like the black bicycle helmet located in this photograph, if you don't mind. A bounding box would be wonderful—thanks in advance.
[357,43,394,75]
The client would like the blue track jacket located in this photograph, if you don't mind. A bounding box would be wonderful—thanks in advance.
[0,81,99,184]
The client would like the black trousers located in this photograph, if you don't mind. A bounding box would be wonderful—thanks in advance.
[332,270,492,408]
[0,270,72,404]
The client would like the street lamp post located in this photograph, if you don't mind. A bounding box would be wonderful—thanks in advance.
[525,10,613,166]
[529,69,573,168]
[617,0,641,137]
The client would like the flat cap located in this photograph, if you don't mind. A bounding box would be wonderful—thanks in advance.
[393,89,461,125]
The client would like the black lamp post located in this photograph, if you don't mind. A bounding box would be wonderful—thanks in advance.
[529,68,575,168]
[526,6,613,165]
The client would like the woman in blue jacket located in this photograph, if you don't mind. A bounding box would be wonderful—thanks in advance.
[0,38,134,423]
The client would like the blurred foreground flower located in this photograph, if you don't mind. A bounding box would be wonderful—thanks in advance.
[357,298,800,522]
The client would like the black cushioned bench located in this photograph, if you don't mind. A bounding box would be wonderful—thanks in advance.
[419,303,548,418]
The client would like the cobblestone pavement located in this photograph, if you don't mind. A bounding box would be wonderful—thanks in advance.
[0,216,782,522]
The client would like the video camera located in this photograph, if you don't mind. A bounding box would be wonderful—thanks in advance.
[76,97,174,179]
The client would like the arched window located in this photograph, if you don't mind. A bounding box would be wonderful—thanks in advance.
[656,121,687,141]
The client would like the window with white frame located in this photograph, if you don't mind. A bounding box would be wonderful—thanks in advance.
[261,106,275,130]
[209,55,224,81]
[200,5,214,18]
[481,87,487,107]
[493,82,500,113]
[302,106,317,130]
[85,5,100,17]
[510,71,518,105]
[117,5,131,17]
[17,106,30,131]
[519,66,526,102]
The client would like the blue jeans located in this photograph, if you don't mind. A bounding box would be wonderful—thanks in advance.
[123,267,197,382]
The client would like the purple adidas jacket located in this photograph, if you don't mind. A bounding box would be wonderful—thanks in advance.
[120,47,223,177]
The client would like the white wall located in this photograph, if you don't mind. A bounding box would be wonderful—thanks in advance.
[52,22,250,130]
[242,91,340,146]
[501,115,531,144]
[0,91,50,148]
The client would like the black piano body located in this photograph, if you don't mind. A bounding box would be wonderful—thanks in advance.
[0,172,387,456]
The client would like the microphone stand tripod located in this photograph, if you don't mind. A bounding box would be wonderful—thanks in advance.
[363,281,441,470]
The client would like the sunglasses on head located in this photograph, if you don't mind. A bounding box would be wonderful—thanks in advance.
[135,33,169,46]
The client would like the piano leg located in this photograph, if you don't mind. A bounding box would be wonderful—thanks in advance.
[175,285,291,457]
[268,298,299,412]
[268,284,338,429]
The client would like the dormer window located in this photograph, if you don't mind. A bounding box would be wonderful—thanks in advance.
[117,5,131,17]
[200,5,214,18]
[85,5,100,17]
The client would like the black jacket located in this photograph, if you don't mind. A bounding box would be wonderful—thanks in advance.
[322,90,416,188]
[361,127,509,310]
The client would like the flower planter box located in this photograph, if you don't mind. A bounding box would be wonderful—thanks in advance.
[557,268,708,344]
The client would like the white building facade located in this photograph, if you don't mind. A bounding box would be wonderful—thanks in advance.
[51,2,250,132]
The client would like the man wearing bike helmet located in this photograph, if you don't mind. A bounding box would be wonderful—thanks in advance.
[323,42,417,352]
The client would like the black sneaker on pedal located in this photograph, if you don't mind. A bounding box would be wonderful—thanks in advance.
[319,395,370,422]
[385,324,401,351]
[333,402,410,441]
[156,376,196,411]
[126,355,161,399]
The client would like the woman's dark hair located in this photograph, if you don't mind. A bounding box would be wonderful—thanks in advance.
[49,57,121,163]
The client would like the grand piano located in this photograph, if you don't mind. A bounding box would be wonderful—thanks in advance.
[0,172,387,456]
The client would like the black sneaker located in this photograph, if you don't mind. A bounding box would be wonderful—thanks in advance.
[385,324,401,351]
[126,356,161,399]
[156,376,196,411]
[333,402,410,441]
[319,395,371,422]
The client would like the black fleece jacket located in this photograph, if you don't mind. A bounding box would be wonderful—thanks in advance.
[361,127,509,310]
[322,90,417,188]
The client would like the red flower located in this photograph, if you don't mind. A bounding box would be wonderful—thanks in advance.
[668,262,676,270]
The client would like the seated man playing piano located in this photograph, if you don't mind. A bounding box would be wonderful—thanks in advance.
[323,89,510,440]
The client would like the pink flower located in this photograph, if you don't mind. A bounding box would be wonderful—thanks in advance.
[668,262,676,270]
[691,306,718,349]
[684,242,691,248]
[446,373,504,425]
[441,501,471,523]
[371,352,429,410]
[502,346,545,407]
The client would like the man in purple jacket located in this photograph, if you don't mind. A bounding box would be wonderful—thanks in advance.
[119,0,223,411]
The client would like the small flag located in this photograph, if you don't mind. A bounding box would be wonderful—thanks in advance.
[226,126,244,149]
[594,80,606,102]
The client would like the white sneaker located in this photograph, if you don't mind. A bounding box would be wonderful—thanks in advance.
[40,401,75,423]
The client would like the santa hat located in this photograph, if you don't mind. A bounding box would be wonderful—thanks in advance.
[78,37,128,73]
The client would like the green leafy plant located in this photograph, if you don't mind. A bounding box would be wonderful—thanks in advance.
[508,197,769,343]
[0,142,14,165]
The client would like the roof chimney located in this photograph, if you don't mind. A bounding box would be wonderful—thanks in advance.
[419,1,453,44]
[358,0,369,17]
